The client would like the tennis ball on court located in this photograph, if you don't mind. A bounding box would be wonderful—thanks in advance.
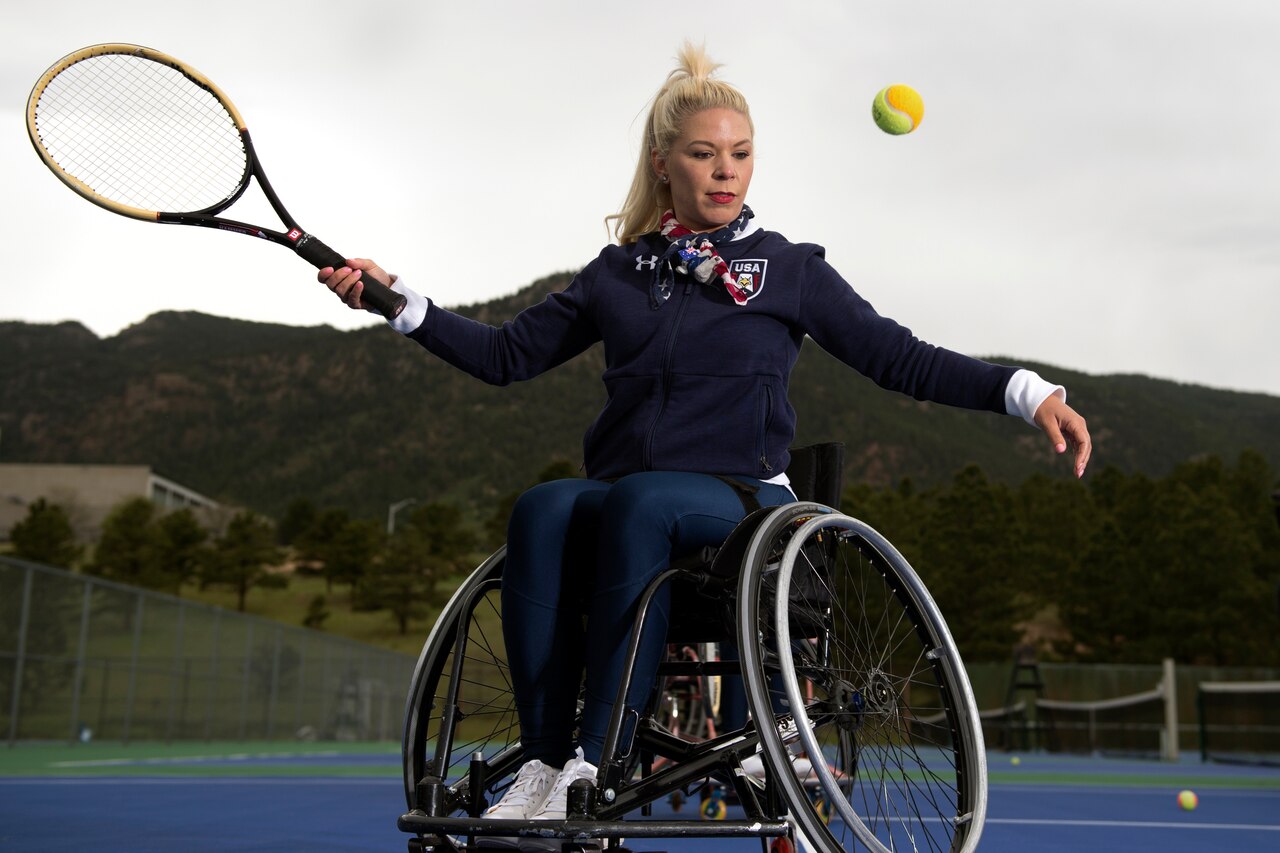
[1010,756,1021,766]
[872,84,924,135]
[1177,789,1198,811]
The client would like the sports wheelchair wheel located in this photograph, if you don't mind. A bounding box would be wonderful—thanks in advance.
[737,505,988,853]
[402,548,525,817]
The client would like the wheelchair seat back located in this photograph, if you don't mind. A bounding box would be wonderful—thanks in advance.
[784,442,846,507]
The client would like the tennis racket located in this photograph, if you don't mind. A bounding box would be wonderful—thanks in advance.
[26,43,406,319]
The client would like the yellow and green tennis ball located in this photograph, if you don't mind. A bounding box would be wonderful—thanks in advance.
[872,84,924,135]
[1177,789,1198,811]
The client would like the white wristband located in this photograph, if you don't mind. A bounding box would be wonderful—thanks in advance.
[1005,369,1065,427]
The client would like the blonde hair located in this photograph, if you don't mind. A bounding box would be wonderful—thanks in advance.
[607,42,754,244]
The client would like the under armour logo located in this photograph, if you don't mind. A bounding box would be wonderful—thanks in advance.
[635,254,659,271]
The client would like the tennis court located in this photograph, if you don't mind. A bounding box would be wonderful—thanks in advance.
[2,742,1277,852]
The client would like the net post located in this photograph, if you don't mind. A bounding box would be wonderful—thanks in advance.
[1162,657,1179,761]
[1197,683,1208,763]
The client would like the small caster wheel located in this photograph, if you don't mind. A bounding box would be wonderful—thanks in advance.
[699,787,727,820]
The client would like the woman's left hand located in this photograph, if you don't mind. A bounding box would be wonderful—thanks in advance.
[1033,395,1092,479]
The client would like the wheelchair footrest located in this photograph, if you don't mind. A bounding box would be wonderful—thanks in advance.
[398,812,790,840]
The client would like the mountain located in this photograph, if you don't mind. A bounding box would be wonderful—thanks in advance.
[2,273,1277,520]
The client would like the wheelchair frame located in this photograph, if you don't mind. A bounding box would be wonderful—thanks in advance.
[398,447,988,853]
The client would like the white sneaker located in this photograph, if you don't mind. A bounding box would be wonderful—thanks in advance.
[519,748,601,851]
[529,748,598,821]
[742,751,818,782]
[477,758,559,849]
[483,758,559,820]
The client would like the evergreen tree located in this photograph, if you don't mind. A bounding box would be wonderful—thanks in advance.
[845,477,929,562]
[88,497,165,589]
[327,518,383,600]
[1147,459,1273,665]
[915,465,1026,661]
[8,498,82,568]
[278,498,318,547]
[2,501,79,715]
[294,508,378,593]
[1228,449,1280,592]
[155,508,209,594]
[407,501,480,568]
[1056,468,1159,662]
[360,532,442,634]
[1011,473,1097,651]
[302,594,330,629]
[360,501,480,633]
[202,511,285,611]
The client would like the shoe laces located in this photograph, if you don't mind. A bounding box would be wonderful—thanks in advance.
[535,752,598,817]
[488,759,553,812]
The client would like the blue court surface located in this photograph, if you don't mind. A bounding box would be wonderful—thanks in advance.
[1,746,1278,852]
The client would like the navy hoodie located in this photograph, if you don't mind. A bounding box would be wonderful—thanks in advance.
[407,228,1018,481]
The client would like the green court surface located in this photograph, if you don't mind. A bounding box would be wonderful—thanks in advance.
[0,739,401,777]
[984,751,1280,790]
[5,741,1280,789]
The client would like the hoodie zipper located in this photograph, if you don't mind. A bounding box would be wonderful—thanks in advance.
[642,278,694,469]
[758,382,774,473]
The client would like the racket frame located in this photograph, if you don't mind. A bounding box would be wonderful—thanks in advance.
[26,43,405,318]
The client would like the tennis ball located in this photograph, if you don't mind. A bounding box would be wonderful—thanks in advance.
[1010,756,1021,766]
[1177,789,1198,811]
[872,84,924,135]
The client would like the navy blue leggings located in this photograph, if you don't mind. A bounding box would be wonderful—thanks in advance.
[502,471,794,767]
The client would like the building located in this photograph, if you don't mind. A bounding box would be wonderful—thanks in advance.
[0,464,222,541]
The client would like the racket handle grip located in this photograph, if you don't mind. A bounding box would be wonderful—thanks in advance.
[295,234,407,319]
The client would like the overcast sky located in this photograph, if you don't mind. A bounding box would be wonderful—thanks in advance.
[3,1,1278,397]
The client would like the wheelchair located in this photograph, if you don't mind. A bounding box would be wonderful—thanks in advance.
[398,444,989,853]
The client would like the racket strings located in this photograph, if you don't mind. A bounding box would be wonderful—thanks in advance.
[32,54,250,215]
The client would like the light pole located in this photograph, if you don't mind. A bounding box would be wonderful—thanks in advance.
[387,498,417,535]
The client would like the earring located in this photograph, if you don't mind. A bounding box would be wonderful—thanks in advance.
[659,175,669,184]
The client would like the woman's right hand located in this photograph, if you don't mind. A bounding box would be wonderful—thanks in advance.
[317,258,393,311]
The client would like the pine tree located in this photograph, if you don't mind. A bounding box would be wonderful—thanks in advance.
[8,498,82,568]
[202,511,285,612]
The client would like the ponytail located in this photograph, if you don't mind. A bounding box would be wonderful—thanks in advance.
[606,42,754,244]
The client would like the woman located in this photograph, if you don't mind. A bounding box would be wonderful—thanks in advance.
[319,43,1090,843]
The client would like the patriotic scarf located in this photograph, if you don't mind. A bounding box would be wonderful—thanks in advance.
[650,205,755,308]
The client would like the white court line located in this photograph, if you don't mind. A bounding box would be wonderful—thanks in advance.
[987,818,1280,831]
[0,777,397,786]
[49,750,346,767]
[992,784,1280,799]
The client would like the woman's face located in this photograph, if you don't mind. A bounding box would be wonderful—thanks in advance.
[653,108,754,233]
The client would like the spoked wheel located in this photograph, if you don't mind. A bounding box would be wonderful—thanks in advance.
[402,549,524,815]
[737,506,988,853]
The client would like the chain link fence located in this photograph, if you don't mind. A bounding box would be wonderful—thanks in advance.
[6,554,1276,758]
[1,557,416,744]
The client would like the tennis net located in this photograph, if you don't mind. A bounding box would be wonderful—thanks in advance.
[979,685,1173,758]
[1036,685,1170,758]
[1197,680,1280,766]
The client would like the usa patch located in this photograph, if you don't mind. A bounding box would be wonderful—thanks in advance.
[727,259,767,301]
